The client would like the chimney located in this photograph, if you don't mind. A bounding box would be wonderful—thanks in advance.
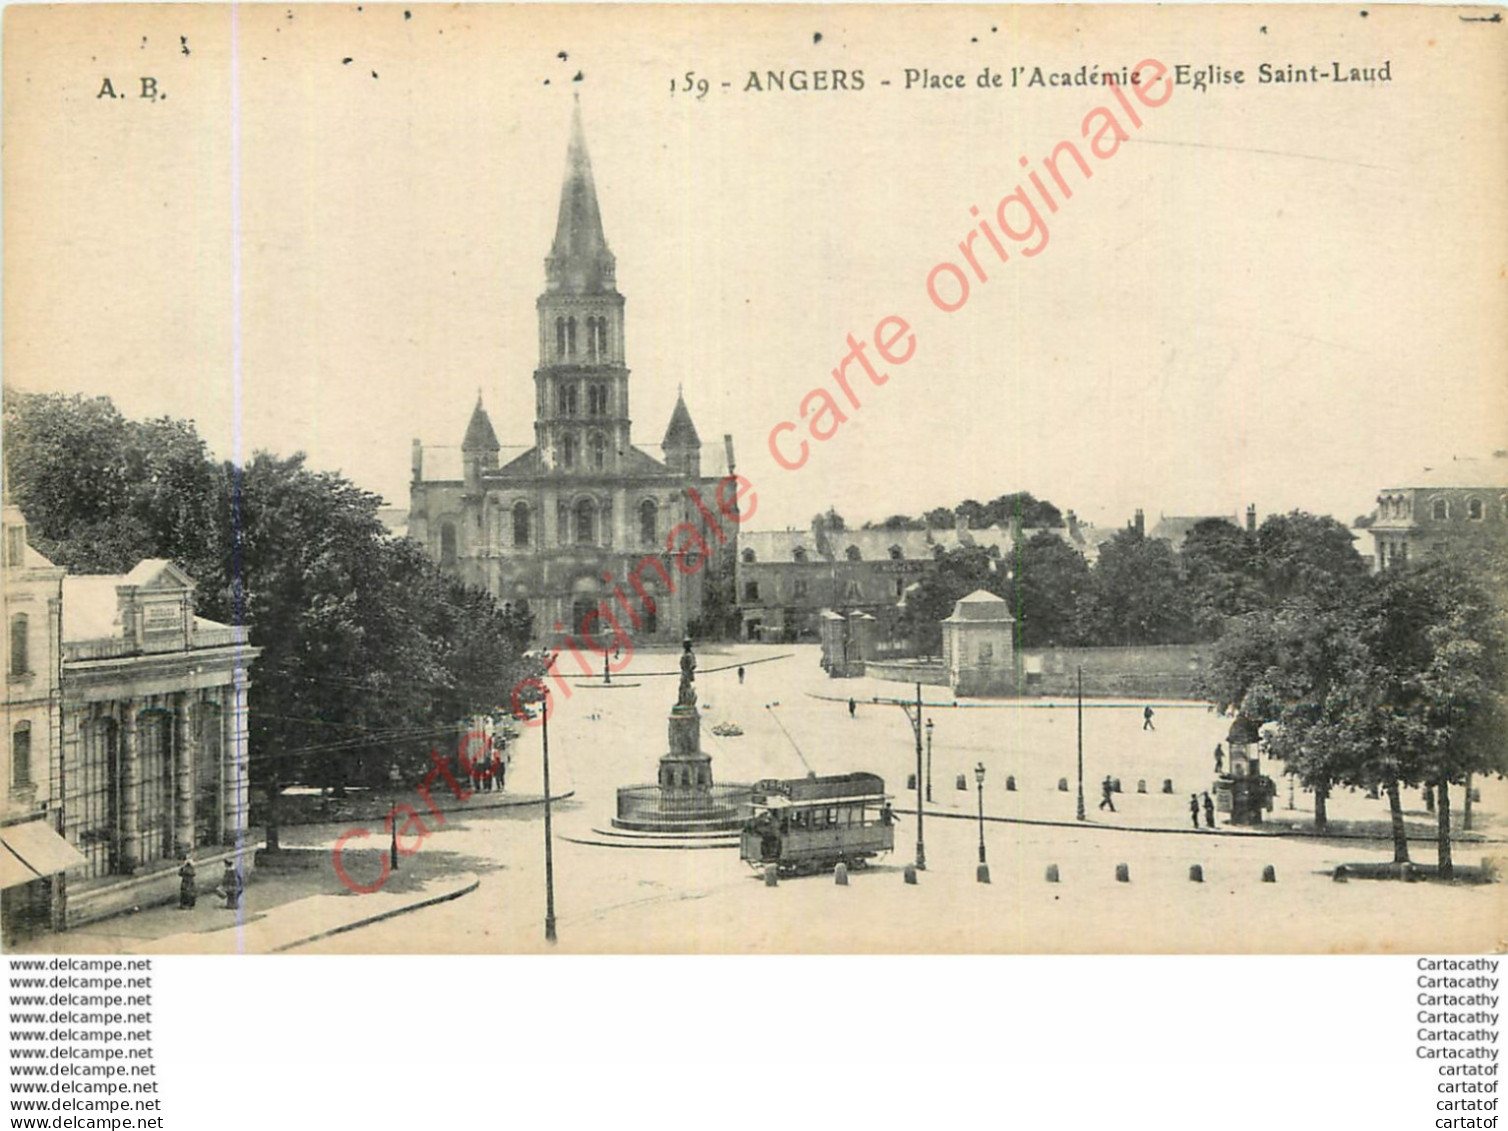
[411,439,423,484]
[1134,508,1145,537]
[1245,503,1257,533]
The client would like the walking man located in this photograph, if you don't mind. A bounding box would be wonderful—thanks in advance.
[737,666,745,685]
[1189,793,1200,829]
[848,698,856,720]
[1202,792,1215,828]
[1143,705,1156,731]
[1214,743,1224,774]
[177,858,196,910]
[1099,775,1116,812]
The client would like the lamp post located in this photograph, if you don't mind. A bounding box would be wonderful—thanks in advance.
[541,659,558,945]
[913,682,926,871]
[1075,666,1086,822]
[974,762,987,864]
[924,718,934,803]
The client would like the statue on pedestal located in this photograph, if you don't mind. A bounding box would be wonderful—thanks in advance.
[677,637,697,708]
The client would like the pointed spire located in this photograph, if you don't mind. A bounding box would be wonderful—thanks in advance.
[662,388,701,449]
[463,395,500,452]
[546,99,615,294]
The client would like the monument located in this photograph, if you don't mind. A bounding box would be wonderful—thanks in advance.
[612,639,750,834]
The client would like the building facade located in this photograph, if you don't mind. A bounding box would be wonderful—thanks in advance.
[1,505,258,938]
[408,103,736,644]
[1371,456,1508,572]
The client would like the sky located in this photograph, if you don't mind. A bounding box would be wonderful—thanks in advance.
[5,4,1505,534]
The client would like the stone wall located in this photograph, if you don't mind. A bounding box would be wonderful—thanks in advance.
[1025,644,1207,699]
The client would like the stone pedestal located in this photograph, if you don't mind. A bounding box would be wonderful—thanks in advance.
[658,705,713,790]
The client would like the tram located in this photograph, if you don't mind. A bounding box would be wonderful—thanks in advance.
[739,772,894,876]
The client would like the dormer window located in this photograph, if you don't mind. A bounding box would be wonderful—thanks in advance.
[845,545,862,561]
[1467,497,1484,521]
[1432,497,1449,521]
[889,545,904,561]
[792,547,808,563]
[741,548,756,563]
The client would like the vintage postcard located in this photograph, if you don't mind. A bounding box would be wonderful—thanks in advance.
[2,4,1505,955]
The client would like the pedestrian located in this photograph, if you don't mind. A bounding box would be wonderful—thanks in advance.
[177,858,196,910]
[737,666,745,685]
[1189,793,1200,829]
[1143,705,1156,731]
[1213,743,1224,774]
[1202,792,1215,828]
[848,698,856,719]
[1099,775,1116,812]
[221,859,242,910]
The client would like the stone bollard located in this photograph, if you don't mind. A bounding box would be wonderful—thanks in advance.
[765,866,779,887]
[956,774,968,791]
[1045,864,1060,883]
[1137,779,1147,794]
[1333,865,1349,883]
[1058,778,1069,792]
[904,864,918,885]
[1262,865,1276,883]
[1189,864,1204,883]
[1115,863,1130,883]
[1401,862,1418,884]
[1006,775,1017,792]
[907,772,917,791]
[1111,777,1122,793]
[834,862,849,886]
[977,863,991,884]
[1162,779,1174,794]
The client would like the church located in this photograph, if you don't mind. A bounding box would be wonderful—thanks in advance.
[408,103,737,644]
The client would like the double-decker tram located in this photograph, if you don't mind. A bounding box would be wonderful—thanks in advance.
[739,772,894,876]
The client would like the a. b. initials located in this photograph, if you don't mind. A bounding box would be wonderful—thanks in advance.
[97,77,164,101]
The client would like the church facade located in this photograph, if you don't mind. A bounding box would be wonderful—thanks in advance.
[408,104,736,645]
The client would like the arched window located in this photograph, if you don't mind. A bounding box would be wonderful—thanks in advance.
[640,500,658,546]
[566,316,577,358]
[845,545,862,561]
[585,317,598,362]
[591,432,606,471]
[588,383,608,416]
[741,548,756,563]
[558,382,578,417]
[9,613,28,677]
[1467,497,1484,521]
[1432,497,1449,521]
[574,499,596,544]
[561,434,577,470]
[889,545,904,561]
[513,502,531,547]
[556,317,566,360]
[440,524,457,567]
[11,721,31,787]
[596,318,609,359]
[793,547,808,563]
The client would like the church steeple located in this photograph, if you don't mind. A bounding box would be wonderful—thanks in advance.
[545,97,616,296]
[662,388,702,478]
[535,100,630,476]
[463,393,500,488]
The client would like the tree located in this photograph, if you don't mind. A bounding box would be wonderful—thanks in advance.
[1083,528,1194,645]
[899,545,1002,655]
[1253,511,1368,604]
[1180,518,1262,639]
[1009,531,1092,647]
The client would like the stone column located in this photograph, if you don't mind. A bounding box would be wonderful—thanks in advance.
[224,676,250,845]
[173,691,196,857]
[117,702,139,875]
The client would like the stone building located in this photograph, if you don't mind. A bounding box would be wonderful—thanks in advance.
[1,505,258,937]
[408,102,736,644]
[1,506,75,937]
[941,589,1019,697]
[1371,455,1508,571]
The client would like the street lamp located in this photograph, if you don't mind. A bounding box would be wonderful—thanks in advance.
[913,682,926,871]
[974,762,989,883]
[1075,667,1086,822]
[925,718,934,803]
[540,655,558,945]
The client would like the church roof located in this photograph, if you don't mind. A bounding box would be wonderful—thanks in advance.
[662,390,701,449]
[463,397,500,451]
[546,99,615,295]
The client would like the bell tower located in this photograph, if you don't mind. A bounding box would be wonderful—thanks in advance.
[535,98,630,476]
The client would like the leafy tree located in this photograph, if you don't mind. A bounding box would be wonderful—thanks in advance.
[900,545,1002,655]
[1083,528,1194,645]
[1181,518,1262,639]
[1253,511,1368,604]
[1009,531,1092,647]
